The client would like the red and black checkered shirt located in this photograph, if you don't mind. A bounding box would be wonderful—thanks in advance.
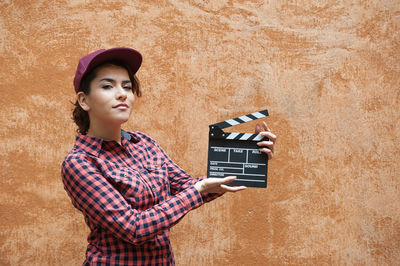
[61,130,220,265]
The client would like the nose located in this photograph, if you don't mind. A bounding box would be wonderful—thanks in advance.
[115,85,127,101]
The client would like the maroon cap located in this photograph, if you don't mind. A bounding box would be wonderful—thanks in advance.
[73,47,142,93]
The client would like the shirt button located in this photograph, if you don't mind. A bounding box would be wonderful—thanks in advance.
[152,187,156,192]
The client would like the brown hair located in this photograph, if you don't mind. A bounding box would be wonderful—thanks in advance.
[72,60,141,135]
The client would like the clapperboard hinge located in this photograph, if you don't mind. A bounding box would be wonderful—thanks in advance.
[209,109,269,141]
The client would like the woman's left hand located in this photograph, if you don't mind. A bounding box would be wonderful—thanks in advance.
[255,121,277,160]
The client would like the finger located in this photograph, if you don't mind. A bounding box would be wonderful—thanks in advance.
[262,121,270,132]
[257,140,274,153]
[220,176,237,184]
[258,147,273,160]
[206,176,236,186]
[255,124,261,134]
[260,131,277,142]
[220,184,247,192]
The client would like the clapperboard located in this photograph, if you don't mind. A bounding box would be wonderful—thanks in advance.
[207,109,269,188]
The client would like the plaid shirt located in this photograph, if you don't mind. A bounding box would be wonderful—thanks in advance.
[61,130,219,265]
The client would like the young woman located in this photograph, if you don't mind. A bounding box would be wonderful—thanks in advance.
[61,47,277,265]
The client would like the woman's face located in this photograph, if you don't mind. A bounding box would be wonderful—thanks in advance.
[79,64,135,128]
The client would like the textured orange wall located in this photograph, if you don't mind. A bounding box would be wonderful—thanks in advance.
[1,0,399,265]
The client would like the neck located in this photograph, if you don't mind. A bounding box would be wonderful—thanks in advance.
[86,121,122,144]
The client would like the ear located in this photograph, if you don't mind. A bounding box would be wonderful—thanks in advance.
[77,92,90,111]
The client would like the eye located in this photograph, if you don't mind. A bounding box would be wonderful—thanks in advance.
[123,86,132,90]
[102,84,113,89]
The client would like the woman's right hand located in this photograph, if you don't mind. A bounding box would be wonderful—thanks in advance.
[194,176,247,194]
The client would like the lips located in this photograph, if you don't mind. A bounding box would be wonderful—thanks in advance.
[113,103,129,109]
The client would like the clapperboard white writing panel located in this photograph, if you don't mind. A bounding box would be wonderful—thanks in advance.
[207,109,269,188]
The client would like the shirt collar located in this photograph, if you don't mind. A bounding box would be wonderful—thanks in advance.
[74,130,140,157]
[121,129,131,141]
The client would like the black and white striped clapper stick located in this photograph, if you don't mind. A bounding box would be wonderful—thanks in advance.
[209,109,269,141]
